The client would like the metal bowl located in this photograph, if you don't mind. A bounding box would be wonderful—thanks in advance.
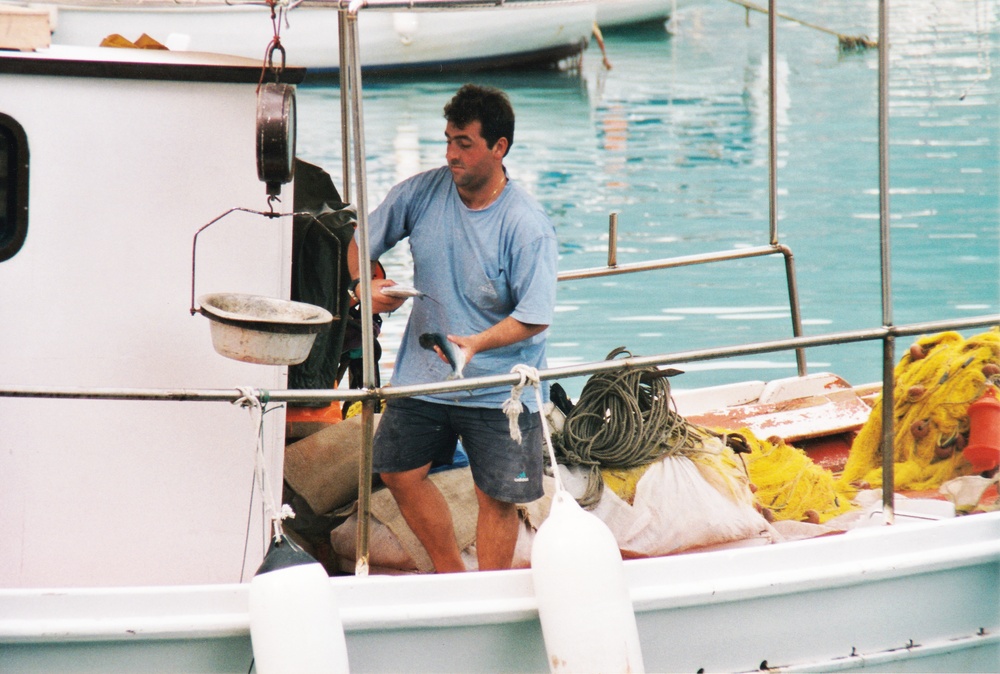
[197,293,334,365]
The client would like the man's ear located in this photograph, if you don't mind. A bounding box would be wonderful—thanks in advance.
[493,137,509,159]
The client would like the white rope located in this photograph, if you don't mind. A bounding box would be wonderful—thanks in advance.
[233,387,293,541]
[505,365,566,495]
[503,367,530,444]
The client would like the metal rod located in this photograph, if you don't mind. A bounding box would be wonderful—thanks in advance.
[877,0,895,525]
[343,9,375,576]
[878,0,892,333]
[6,314,995,405]
[778,245,807,375]
[767,0,778,246]
[883,315,1000,337]
[338,9,352,204]
[881,334,896,525]
[558,244,782,281]
[607,212,618,267]
[357,396,376,575]
[189,207,299,315]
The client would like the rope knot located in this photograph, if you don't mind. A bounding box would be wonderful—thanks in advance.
[234,388,271,409]
[234,386,261,410]
[503,365,541,444]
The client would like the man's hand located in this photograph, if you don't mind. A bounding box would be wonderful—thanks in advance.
[370,278,406,314]
[442,334,477,369]
[433,318,547,369]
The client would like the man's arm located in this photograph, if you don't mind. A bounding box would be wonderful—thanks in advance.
[445,316,548,363]
[346,237,405,315]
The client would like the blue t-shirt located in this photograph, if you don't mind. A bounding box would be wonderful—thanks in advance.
[367,166,558,409]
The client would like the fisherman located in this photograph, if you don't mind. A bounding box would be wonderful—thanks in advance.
[347,84,559,572]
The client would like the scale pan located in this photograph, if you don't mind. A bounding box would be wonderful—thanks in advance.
[197,293,334,365]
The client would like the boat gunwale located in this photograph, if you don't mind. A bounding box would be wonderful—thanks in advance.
[2,511,997,640]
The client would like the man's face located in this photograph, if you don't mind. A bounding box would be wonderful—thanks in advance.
[445,120,503,192]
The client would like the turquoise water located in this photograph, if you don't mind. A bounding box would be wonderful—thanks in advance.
[296,0,999,397]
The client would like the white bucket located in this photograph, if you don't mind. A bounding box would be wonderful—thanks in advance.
[197,293,334,365]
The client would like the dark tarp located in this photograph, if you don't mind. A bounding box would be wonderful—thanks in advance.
[288,159,356,394]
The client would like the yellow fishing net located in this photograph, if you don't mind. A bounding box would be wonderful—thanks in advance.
[738,430,856,523]
[601,465,648,504]
[594,330,1000,523]
[344,400,363,419]
[839,329,1000,492]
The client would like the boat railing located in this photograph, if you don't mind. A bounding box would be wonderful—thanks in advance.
[558,227,807,375]
[1,313,996,405]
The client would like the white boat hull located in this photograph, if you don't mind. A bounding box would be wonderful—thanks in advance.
[30,2,597,73]
[596,0,672,27]
[2,511,998,672]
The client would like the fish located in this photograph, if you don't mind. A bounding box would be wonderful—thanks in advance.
[418,332,466,379]
[380,285,441,305]
[380,285,423,299]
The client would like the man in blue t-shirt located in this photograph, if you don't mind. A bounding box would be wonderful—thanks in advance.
[347,84,558,572]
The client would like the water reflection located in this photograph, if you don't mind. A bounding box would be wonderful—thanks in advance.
[296,0,998,395]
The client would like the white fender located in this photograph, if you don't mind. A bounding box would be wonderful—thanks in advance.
[249,537,350,674]
[531,491,644,674]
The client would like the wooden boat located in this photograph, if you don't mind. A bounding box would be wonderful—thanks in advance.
[4,0,596,74]
[0,1,998,673]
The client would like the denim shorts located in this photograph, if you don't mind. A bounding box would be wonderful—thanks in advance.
[372,397,544,504]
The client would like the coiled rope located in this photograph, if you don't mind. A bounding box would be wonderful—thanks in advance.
[551,348,703,507]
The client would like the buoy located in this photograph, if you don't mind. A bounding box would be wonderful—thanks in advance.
[249,535,350,674]
[910,418,931,439]
[531,491,644,674]
[963,385,1000,472]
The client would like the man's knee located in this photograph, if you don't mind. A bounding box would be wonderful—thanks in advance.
[380,465,431,492]
[475,485,517,516]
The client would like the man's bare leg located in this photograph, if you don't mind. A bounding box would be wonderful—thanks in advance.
[474,485,519,571]
[381,465,465,573]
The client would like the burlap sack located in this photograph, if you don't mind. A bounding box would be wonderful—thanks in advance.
[330,470,554,573]
[283,414,381,515]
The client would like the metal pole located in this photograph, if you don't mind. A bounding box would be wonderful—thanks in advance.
[607,212,618,267]
[877,0,895,525]
[344,8,376,575]
[558,244,782,281]
[3,315,996,404]
[338,9,352,204]
[767,0,778,246]
[766,0,806,375]
[780,247,807,375]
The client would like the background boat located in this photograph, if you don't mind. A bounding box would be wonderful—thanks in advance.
[5,0,598,74]
[596,0,673,27]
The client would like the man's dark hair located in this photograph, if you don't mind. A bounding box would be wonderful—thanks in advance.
[444,84,515,156]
